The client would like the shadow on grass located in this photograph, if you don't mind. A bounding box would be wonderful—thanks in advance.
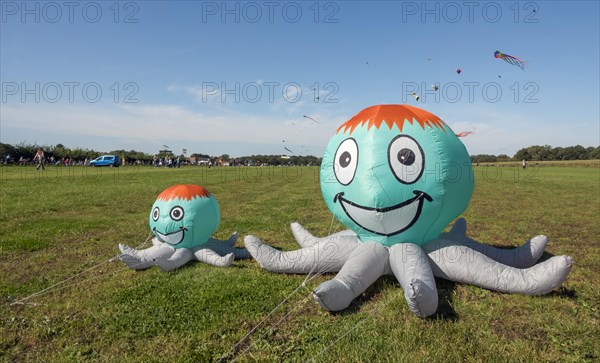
[329,276,460,321]
[230,264,250,270]
[330,277,395,317]
[432,278,459,321]
[545,286,577,299]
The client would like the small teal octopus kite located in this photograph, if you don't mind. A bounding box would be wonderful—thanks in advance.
[119,184,250,271]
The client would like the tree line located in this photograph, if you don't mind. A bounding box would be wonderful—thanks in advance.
[231,154,322,166]
[472,145,599,163]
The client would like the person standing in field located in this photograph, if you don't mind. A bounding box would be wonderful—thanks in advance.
[522,159,526,169]
[34,148,45,171]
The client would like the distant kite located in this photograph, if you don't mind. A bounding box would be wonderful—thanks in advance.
[494,50,527,70]
[303,115,319,123]
[411,92,420,102]
[455,68,462,74]
[284,146,294,154]
[432,85,439,91]
[456,131,474,138]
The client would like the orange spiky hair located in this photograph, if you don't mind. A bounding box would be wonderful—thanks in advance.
[336,104,447,134]
[156,184,211,202]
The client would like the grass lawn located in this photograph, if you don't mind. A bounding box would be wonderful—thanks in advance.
[1,164,598,362]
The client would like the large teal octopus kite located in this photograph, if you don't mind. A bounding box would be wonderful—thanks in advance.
[245,104,573,317]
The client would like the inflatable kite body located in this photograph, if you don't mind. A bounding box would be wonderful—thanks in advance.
[119,184,250,271]
[245,104,573,317]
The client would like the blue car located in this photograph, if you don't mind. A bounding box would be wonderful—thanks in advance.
[90,155,121,167]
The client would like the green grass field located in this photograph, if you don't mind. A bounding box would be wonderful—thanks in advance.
[1,164,598,362]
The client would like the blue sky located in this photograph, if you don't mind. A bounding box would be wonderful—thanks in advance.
[1,1,599,157]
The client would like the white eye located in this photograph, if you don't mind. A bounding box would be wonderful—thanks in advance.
[333,138,359,185]
[388,135,424,184]
[170,206,185,221]
[152,207,160,221]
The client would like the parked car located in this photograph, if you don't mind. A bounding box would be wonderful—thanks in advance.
[89,155,121,167]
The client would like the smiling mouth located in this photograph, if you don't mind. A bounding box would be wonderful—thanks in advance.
[334,191,432,236]
[153,226,187,245]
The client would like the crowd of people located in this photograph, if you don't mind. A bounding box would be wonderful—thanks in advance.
[152,156,181,168]
[6,148,90,168]
[8,154,92,167]
[3,149,319,169]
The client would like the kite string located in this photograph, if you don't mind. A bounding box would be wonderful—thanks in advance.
[229,263,336,362]
[12,258,153,306]
[226,234,374,361]
[230,250,384,362]
[305,294,395,363]
[230,293,314,363]
[224,263,326,362]
[10,261,110,306]
[226,215,367,362]
[327,214,336,236]
[220,277,313,362]
[225,214,339,361]
[10,231,154,306]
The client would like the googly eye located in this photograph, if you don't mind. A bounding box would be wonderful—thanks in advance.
[170,206,184,221]
[388,135,424,184]
[333,138,359,186]
[152,207,160,221]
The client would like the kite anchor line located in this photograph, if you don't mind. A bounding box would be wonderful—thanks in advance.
[220,281,310,362]
[9,232,154,306]
[327,214,337,236]
[230,294,314,363]
[224,263,331,362]
[229,253,367,362]
[226,226,383,362]
[305,295,396,363]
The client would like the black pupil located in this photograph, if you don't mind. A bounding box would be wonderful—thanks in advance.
[339,151,351,168]
[173,209,181,218]
[154,209,158,218]
[397,148,415,166]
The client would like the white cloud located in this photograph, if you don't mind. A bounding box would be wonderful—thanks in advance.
[0,102,340,155]
[167,84,221,103]
[5,99,593,158]
[444,107,600,155]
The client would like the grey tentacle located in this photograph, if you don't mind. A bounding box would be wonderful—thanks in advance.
[434,218,548,268]
[313,242,388,312]
[426,243,573,295]
[194,249,235,267]
[291,222,356,248]
[154,248,195,272]
[389,243,438,317]
[244,235,359,274]
[202,239,251,260]
[119,244,175,270]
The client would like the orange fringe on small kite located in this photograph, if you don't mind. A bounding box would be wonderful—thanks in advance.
[157,184,211,202]
[337,104,447,135]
